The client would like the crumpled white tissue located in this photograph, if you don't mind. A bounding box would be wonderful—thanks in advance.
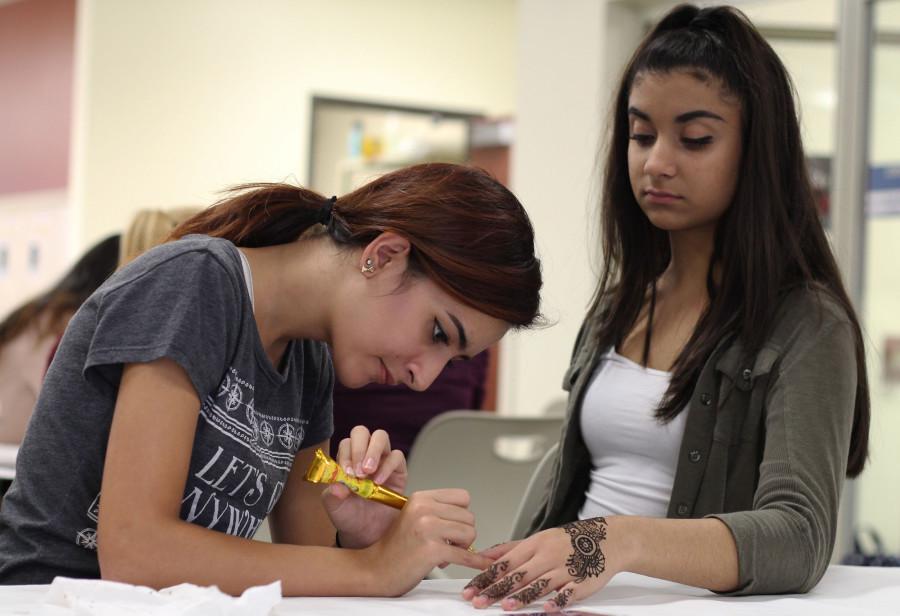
[44,576,281,616]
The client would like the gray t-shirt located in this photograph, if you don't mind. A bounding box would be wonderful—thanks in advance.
[0,235,333,583]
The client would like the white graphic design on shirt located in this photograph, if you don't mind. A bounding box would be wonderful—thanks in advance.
[86,493,100,523]
[177,366,302,538]
[76,528,97,550]
[200,366,307,472]
[259,420,274,446]
[181,445,285,538]
[75,366,307,550]
[75,493,102,551]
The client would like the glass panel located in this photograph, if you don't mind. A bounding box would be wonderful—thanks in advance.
[737,1,838,225]
[856,0,900,555]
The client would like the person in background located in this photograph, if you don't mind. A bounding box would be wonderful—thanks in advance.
[118,207,203,268]
[0,163,543,598]
[0,207,202,500]
[0,234,120,449]
[330,348,490,459]
[463,4,870,611]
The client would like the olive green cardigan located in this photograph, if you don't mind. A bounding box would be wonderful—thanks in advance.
[527,288,858,595]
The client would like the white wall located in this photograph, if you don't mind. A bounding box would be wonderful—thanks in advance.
[0,190,70,319]
[499,0,610,416]
[71,0,518,248]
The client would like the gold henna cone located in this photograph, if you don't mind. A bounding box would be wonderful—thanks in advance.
[304,448,407,509]
[305,448,476,551]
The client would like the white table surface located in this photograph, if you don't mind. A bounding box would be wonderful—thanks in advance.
[0,565,898,615]
[0,443,17,480]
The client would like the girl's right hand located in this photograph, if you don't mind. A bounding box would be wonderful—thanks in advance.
[361,489,493,596]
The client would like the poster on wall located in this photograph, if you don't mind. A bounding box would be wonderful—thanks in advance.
[805,158,900,221]
[868,165,900,217]
[308,97,478,196]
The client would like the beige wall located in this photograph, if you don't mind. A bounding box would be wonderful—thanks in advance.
[71,0,518,248]
[499,0,608,417]
[0,190,70,319]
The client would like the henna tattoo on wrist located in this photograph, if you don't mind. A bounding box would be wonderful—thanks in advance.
[479,570,526,600]
[553,587,574,608]
[464,559,509,591]
[509,577,550,606]
[562,517,608,582]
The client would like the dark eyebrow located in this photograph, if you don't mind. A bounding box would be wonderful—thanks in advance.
[628,106,651,121]
[675,110,725,123]
[628,106,725,124]
[447,312,469,356]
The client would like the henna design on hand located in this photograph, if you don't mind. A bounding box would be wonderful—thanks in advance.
[553,587,574,608]
[479,570,526,600]
[562,517,608,582]
[509,577,550,606]
[464,559,510,591]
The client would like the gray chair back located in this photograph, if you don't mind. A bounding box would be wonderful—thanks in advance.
[405,410,563,578]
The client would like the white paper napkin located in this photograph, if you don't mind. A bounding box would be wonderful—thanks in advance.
[44,577,281,616]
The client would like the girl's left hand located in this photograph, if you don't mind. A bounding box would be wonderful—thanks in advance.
[462,517,623,612]
[322,425,406,548]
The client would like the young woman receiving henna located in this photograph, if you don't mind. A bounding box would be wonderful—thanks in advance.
[463,4,869,611]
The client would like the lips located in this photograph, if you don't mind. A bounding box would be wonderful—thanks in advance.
[644,188,682,203]
[379,359,396,386]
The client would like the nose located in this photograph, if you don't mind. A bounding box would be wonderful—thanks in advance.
[644,137,676,178]
[405,352,449,392]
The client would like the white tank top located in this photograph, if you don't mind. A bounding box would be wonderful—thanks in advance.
[578,348,687,519]
[236,248,255,311]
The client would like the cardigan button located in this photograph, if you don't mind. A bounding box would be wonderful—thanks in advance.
[676,503,689,516]
[689,449,702,463]
[741,368,752,381]
[700,393,712,406]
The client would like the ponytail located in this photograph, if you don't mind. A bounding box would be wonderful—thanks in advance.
[169,184,334,247]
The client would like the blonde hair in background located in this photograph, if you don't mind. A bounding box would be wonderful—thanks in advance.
[118,207,202,268]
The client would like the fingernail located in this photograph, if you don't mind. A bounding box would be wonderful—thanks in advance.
[344,465,355,477]
[364,457,376,471]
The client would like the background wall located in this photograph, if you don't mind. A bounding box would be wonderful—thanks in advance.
[0,0,74,194]
[0,0,75,318]
[71,0,518,248]
[500,0,608,418]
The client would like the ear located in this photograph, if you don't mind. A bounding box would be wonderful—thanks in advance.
[360,231,410,275]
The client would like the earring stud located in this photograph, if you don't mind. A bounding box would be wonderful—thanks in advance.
[361,258,375,274]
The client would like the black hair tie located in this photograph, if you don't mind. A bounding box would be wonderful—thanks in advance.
[318,196,336,226]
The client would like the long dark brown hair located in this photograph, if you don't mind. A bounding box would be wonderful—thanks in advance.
[170,163,542,328]
[589,3,869,476]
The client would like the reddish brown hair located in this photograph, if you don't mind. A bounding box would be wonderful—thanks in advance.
[170,163,542,328]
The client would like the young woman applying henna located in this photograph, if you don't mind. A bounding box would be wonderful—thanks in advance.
[0,163,543,596]
[463,3,869,612]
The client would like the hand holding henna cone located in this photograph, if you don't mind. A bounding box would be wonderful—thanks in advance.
[305,448,477,552]
[304,448,407,508]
